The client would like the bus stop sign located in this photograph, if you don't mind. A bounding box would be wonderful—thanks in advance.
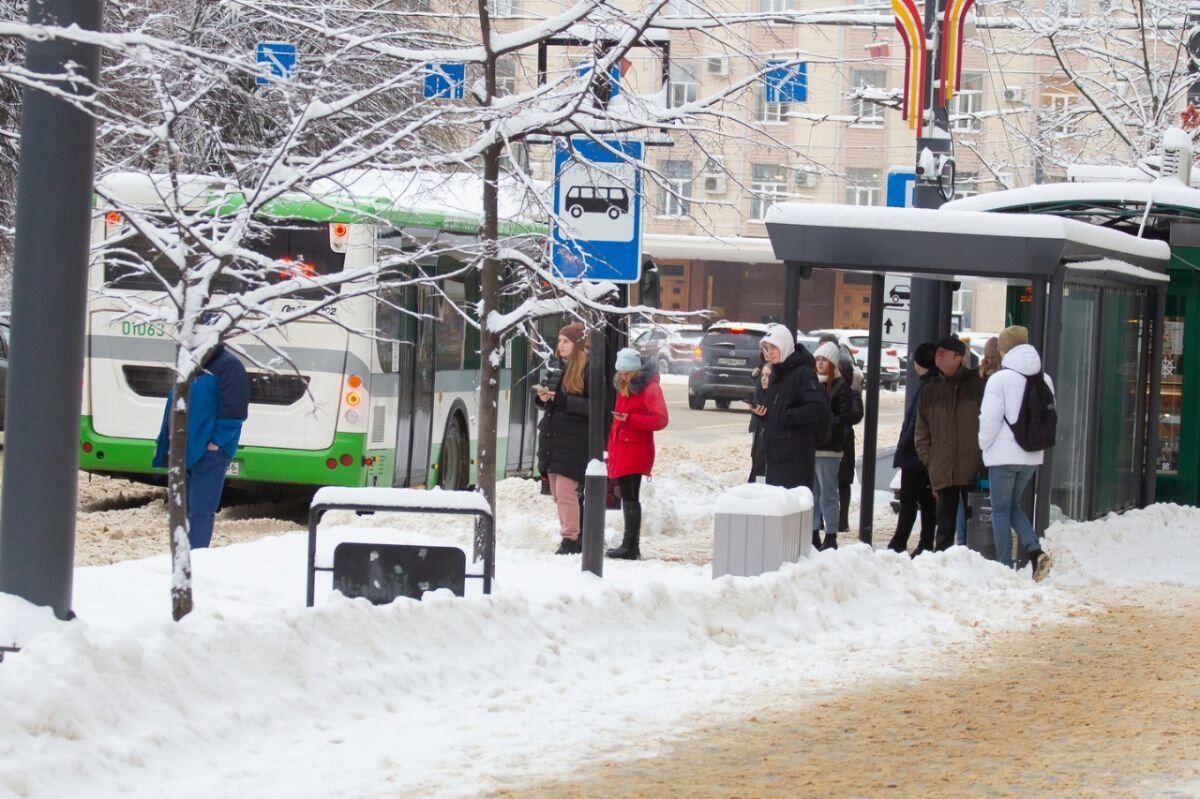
[552,139,643,283]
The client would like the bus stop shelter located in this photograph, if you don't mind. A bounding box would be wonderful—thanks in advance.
[764,203,1172,539]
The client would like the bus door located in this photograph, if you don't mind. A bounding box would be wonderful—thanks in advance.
[400,288,436,486]
[505,334,535,474]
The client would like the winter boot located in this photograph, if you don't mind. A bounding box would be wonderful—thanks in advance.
[812,529,823,551]
[555,537,581,555]
[1031,549,1052,582]
[822,532,838,550]
[607,501,641,560]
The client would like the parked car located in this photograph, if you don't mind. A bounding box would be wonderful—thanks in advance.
[808,329,901,391]
[632,324,705,375]
[687,322,771,410]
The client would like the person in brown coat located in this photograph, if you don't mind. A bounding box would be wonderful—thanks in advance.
[915,336,984,553]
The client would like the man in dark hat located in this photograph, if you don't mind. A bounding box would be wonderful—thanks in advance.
[914,336,984,552]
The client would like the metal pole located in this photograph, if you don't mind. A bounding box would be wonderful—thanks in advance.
[0,0,104,620]
[783,262,802,337]
[1029,277,1047,350]
[859,272,885,544]
[1144,286,1166,506]
[1035,267,1065,535]
[581,328,607,576]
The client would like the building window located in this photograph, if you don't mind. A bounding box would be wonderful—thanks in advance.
[844,167,882,206]
[759,0,793,12]
[950,73,983,132]
[1046,0,1081,16]
[754,87,789,123]
[848,70,886,127]
[750,163,788,220]
[665,0,699,15]
[489,0,518,16]
[670,63,698,108]
[954,171,979,199]
[657,160,693,217]
[496,57,516,96]
[1040,91,1077,134]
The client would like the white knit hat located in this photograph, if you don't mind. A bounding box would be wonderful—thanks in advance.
[760,325,795,361]
[614,347,642,371]
[813,341,841,367]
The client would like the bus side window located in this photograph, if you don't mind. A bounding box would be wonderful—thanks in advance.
[376,288,404,373]
[436,278,468,372]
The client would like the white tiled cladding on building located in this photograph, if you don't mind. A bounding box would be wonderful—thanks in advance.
[712,483,813,579]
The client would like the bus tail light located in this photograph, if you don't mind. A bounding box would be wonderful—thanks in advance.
[330,222,350,253]
[326,458,338,469]
[344,409,360,424]
[345,391,361,407]
[340,454,354,467]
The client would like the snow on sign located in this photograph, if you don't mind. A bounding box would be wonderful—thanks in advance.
[423,63,467,99]
[255,42,296,85]
[552,139,644,283]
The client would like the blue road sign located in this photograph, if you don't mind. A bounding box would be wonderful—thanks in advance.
[765,61,807,103]
[423,63,467,99]
[886,168,916,207]
[552,139,644,283]
[256,42,297,86]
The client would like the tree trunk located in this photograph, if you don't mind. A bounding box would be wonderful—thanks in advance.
[168,375,194,621]
[476,140,502,522]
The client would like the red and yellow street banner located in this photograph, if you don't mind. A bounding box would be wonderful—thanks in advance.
[940,0,977,105]
[892,0,926,136]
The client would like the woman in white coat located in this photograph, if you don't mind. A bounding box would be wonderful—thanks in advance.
[977,326,1052,581]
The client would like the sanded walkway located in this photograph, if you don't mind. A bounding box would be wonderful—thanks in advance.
[499,589,1200,798]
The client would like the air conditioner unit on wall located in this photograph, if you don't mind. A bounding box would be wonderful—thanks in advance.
[704,174,727,193]
[1003,86,1026,103]
[795,170,819,189]
[706,55,730,77]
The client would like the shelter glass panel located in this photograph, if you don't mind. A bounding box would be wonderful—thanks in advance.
[1158,296,1185,477]
[1051,283,1099,520]
[1094,287,1148,516]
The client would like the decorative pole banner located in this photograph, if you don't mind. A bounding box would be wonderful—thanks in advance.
[892,0,926,136]
[940,0,977,105]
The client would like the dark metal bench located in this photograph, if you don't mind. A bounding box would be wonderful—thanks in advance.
[306,487,494,607]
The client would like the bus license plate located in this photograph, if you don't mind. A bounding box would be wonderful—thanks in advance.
[717,357,745,367]
[226,461,240,477]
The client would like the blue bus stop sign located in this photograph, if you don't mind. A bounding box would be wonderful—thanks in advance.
[887,168,916,207]
[424,63,467,99]
[552,139,644,283]
[256,42,297,85]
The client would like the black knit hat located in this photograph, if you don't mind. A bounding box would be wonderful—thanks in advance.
[913,342,937,370]
[935,336,967,356]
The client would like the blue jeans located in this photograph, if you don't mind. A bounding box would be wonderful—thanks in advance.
[988,464,1040,568]
[956,498,967,546]
[187,449,231,549]
[811,455,841,534]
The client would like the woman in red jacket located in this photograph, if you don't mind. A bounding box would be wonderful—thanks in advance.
[607,347,670,560]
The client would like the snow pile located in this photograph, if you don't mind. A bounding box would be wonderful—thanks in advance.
[1044,504,1200,588]
[0,545,1071,798]
[0,595,67,650]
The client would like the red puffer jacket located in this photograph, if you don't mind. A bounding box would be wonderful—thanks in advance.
[607,361,670,478]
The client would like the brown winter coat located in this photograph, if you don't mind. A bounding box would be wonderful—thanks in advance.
[914,365,985,491]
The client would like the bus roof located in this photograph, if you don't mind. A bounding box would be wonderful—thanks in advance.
[95,171,548,238]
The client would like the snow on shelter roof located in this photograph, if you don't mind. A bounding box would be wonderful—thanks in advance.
[95,171,547,238]
[944,180,1200,218]
[764,202,1170,282]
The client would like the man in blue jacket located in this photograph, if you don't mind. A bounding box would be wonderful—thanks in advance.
[152,344,250,549]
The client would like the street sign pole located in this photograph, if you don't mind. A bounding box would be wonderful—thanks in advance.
[0,0,104,620]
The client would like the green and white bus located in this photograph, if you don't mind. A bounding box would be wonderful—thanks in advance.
[79,172,545,490]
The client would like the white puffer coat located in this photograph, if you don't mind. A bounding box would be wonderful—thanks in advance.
[978,344,1056,467]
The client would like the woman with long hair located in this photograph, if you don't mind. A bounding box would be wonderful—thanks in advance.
[535,323,590,554]
[811,341,857,551]
[606,347,669,560]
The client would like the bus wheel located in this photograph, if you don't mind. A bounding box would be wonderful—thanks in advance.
[439,416,470,491]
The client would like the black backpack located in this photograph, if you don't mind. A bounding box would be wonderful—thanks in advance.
[1006,372,1057,451]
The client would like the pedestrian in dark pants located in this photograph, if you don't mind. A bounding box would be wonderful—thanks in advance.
[152,344,250,550]
[747,357,769,483]
[887,342,938,555]
[914,337,984,552]
[750,325,830,550]
[535,323,590,555]
[816,334,864,534]
[606,348,669,560]
[812,342,860,550]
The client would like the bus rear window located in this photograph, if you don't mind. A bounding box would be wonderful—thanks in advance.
[102,221,346,299]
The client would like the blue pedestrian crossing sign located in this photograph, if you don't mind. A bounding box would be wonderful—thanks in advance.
[256,42,297,85]
[424,63,467,99]
[552,139,644,283]
[886,168,916,207]
[765,60,807,103]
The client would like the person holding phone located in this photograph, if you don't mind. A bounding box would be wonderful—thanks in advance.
[535,323,590,555]
[605,347,669,560]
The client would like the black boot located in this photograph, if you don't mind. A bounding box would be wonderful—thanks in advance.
[607,501,641,560]
[554,537,581,555]
[822,532,838,550]
[812,529,823,551]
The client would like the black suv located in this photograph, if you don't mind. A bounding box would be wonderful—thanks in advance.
[687,322,770,410]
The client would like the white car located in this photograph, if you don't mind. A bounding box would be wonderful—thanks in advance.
[808,328,902,391]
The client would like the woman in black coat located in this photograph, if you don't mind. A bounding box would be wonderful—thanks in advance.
[751,325,830,493]
[812,341,859,550]
[536,323,590,555]
[887,342,938,555]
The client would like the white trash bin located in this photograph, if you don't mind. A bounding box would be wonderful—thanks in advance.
[712,483,815,579]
